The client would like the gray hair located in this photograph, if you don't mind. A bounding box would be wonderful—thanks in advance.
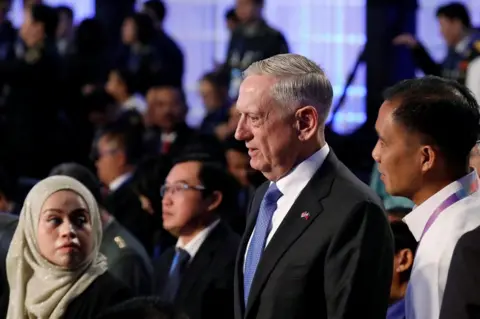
[243,53,334,123]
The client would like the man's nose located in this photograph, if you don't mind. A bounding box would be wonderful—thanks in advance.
[372,142,381,163]
[234,116,249,141]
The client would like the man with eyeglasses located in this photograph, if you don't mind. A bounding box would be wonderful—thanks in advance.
[94,122,156,254]
[153,153,240,319]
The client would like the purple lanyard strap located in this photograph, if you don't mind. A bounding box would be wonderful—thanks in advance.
[419,173,479,242]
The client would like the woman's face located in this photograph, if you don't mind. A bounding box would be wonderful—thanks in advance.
[121,17,137,45]
[37,190,93,269]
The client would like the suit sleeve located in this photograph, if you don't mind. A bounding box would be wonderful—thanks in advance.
[411,43,442,76]
[324,200,393,319]
[440,231,480,319]
[109,253,153,296]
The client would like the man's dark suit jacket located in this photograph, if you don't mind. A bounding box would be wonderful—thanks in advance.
[105,179,156,254]
[100,218,154,296]
[440,225,480,319]
[234,151,393,319]
[154,221,240,319]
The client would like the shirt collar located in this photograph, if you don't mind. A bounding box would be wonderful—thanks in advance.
[387,298,405,319]
[403,169,478,240]
[275,144,330,195]
[455,33,471,54]
[108,172,132,192]
[176,219,220,261]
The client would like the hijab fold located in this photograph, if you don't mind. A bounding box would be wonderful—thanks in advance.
[6,176,107,319]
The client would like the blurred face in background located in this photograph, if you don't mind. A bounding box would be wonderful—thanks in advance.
[199,79,225,112]
[38,190,93,269]
[20,7,44,47]
[95,135,125,186]
[469,143,480,177]
[121,17,137,45]
[56,10,73,38]
[105,70,127,102]
[438,15,465,47]
[146,87,186,132]
[226,149,250,187]
[235,0,261,23]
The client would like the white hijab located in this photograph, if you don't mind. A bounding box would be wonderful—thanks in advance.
[6,176,108,319]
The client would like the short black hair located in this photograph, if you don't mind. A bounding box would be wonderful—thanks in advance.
[200,70,230,90]
[49,163,104,207]
[390,221,417,282]
[97,122,145,165]
[96,296,188,319]
[125,12,155,44]
[110,67,137,95]
[436,2,471,29]
[387,206,412,220]
[131,155,172,214]
[173,153,240,214]
[143,0,166,23]
[383,75,480,169]
[30,4,58,38]
[56,5,73,20]
[225,7,238,21]
[148,85,188,110]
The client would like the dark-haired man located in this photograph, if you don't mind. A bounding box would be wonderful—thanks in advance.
[141,0,184,88]
[393,2,480,99]
[154,154,240,319]
[225,0,289,99]
[388,221,417,319]
[95,124,155,254]
[372,75,480,319]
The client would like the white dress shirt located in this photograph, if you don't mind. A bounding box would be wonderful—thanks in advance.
[122,94,147,114]
[403,170,480,319]
[244,144,330,268]
[176,219,221,262]
[466,56,480,105]
[108,172,132,192]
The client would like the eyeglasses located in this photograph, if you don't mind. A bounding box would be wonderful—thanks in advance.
[160,183,206,197]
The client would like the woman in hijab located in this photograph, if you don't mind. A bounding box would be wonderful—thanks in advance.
[3,175,132,318]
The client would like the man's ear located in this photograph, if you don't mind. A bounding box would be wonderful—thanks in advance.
[206,191,223,212]
[295,106,318,141]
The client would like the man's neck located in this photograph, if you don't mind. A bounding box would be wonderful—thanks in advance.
[178,217,217,246]
[412,170,468,206]
[389,281,408,305]
[117,93,130,105]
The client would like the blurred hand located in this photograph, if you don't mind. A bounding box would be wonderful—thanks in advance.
[393,33,418,48]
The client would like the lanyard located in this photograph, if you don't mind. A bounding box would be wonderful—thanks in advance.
[419,172,479,242]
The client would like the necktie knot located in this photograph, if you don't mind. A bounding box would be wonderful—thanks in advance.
[264,183,283,206]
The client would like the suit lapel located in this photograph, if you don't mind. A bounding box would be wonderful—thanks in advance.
[245,152,339,315]
[234,182,269,317]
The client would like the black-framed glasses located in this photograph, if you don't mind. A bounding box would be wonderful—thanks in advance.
[160,183,206,197]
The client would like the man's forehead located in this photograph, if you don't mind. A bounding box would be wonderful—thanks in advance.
[237,75,276,110]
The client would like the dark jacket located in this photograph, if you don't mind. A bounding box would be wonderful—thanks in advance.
[154,221,240,319]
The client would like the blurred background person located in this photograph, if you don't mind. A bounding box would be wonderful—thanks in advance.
[55,5,73,56]
[388,221,418,319]
[393,3,480,93]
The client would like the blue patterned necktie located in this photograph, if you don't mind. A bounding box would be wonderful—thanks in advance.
[243,183,283,305]
[161,248,191,302]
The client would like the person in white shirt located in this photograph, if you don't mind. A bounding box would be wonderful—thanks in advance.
[105,68,148,115]
[372,75,480,319]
